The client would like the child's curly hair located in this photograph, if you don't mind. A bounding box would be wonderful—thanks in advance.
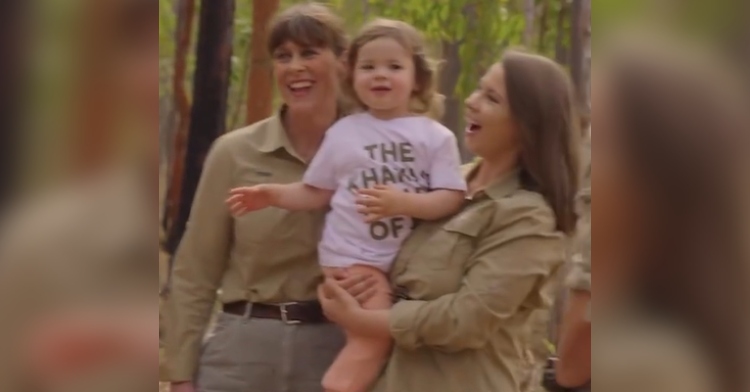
[344,19,441,117]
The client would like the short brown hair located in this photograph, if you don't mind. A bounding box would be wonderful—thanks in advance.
[268,2,348,56]
[501,50,581,234]
[345,18,438,114]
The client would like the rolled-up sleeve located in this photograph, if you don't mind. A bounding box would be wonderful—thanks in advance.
[163,137,234,381]
[568,135,592,293]
[568,183,591,293]
[389,211,564,352]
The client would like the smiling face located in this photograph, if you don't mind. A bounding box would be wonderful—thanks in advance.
[352,37,416,119]
[463,63,521,161]
[272,41,342,112]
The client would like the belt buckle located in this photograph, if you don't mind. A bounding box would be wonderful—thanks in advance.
[279,302,301,325]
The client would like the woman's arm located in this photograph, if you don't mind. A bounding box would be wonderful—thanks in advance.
[555,290,591,387]
[318,281,391,339]
[163,137,235,382]
[556,163,592,386]
[386,207,565,352]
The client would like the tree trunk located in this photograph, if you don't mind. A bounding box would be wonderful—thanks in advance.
[229,36,252,130]
[165,0,236,254]
[554,0,568,65]
[581,0,591,122]
[245,0,279,126]
[162,0,196,237]
[438,40,467,161]
[0,0,24,204]
[73,0,120,176]
[362,0,370,19]
[523,0,535,48]
[537,0,549,53]
[570,0,585,108]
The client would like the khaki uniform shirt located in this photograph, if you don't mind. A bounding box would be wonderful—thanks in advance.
[163,114,328,381]
[0,167,155,392]
[567,133,591,293]
[372,166,567,392]
[566,134,591,324]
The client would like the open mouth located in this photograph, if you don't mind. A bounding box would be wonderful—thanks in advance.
[466,121,482,134]
[288,80,314,96]
[371,86,391,93]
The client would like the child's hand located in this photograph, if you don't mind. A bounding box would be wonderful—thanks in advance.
[355,185,405,222]
[226,185,274,216]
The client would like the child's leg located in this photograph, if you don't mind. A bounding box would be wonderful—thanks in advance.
[322,265,392,392]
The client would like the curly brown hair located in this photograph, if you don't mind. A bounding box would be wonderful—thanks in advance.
[344,18,439,115]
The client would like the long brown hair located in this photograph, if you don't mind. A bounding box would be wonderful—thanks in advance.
[607,40,750,392]
[501,50,581,234]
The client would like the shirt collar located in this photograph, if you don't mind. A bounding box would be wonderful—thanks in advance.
[253,106,293,154]
[253,103,349,157]
[464,160,521,201]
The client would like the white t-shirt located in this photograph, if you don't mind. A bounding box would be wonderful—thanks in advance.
[303,112,466,272]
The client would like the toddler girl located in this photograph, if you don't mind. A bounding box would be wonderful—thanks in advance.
[227,18,466,392]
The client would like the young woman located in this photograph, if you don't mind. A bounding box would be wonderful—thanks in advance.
[318,50,581,392]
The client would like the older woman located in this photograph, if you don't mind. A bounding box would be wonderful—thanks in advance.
[163,4,351,392]
[319,50,581,392]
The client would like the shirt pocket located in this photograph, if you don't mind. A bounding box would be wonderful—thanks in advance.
[421,217,482,271]
[232,164,322,247]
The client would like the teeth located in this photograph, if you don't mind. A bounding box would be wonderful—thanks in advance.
[289,81,312,89]
[466,121,481,132]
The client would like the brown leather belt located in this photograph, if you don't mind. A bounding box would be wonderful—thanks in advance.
[222,300,329,324]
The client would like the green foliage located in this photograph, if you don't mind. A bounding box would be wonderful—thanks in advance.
[159,0,176,60]
[160,0,575,129]
[327,0,571,103]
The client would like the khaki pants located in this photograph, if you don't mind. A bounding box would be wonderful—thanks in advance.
[196,313,345,392]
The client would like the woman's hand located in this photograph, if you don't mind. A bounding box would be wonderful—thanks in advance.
[329,269,379,305]
[317,279,363,327]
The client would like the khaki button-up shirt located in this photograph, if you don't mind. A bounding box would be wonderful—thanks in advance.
[0,167,155,392]
[567,133,591,293]
[164,114,328,381]
[372,166,567,392]
[565,134,592,325]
